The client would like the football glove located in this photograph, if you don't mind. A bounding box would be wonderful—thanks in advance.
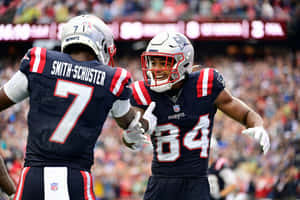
[122,111,150,150]
[242,126,270,155]
[142,102,157,135]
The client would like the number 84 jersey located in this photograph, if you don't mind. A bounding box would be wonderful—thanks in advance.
[130,68,225,177]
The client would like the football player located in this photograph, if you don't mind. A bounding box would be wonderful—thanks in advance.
[208,138,237,200]
[0,15,156,200]
[129,31,270,200]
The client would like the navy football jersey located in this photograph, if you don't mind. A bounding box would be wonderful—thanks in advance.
[130,68,225,177]
[20,47,132,171]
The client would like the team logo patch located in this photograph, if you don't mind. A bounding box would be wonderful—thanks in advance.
[50,182,59,191]
[173,104,180,113]
[173,34,189,50]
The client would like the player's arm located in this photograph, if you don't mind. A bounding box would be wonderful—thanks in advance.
[111,99,156,150]
[0,89,15,112]
[0,156,16,196]
[111,99,151,131]
[214,88,270,154]
[114,106,149,131]
[214,88,262,128]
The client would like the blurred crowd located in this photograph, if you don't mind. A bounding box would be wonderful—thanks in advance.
[0,47,299,200]
[0,0,299,24]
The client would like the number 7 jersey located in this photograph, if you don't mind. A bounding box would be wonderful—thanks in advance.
[130,68,225,177]
[19,47,132,171]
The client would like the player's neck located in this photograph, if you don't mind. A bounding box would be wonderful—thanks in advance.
[70,52,96,62]
[172,80,184,89]
[166,80,185,97]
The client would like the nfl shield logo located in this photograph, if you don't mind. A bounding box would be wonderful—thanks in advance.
[173,105,180,113]
[51,183,58,191]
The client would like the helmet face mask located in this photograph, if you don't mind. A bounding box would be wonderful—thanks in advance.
[61,15,116,66]
[141,32,194,93]
[141,52,185,89]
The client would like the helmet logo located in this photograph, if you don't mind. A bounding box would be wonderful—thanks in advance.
[173,34,189,50]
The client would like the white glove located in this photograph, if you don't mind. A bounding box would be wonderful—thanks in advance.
[142,102,157,135]
[123,111,150,150]
[242,126,270,155]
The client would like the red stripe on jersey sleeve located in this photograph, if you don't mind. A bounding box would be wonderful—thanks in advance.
[131,82,143,105]
[110,68,122,93]
[207,68,214,95]
[196,70,204,98]
[37,48,47,74]
[138,81,151,105]
[29,47,37,72]
[115,71,131,97]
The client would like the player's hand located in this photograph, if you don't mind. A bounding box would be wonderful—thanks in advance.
[122,111,150,150]
[242,126,270,154]
[122,128,150,151]
[142,102,157,135]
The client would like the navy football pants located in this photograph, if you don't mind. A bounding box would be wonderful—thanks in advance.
[14,166,95,200]
[144,175,210,200]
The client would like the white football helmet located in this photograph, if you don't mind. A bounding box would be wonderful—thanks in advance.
[61,15,116,66]
[141,31,194,93]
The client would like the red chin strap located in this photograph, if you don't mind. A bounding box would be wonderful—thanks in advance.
[108,45,116,67]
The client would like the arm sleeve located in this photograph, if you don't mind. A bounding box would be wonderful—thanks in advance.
[3,71,29,103]
[110,99,131,118]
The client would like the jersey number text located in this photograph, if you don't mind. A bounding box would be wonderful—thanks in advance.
[49,79,94,143]
[155,114,210,162]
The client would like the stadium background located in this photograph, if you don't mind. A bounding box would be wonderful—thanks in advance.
[0,0,299,199]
